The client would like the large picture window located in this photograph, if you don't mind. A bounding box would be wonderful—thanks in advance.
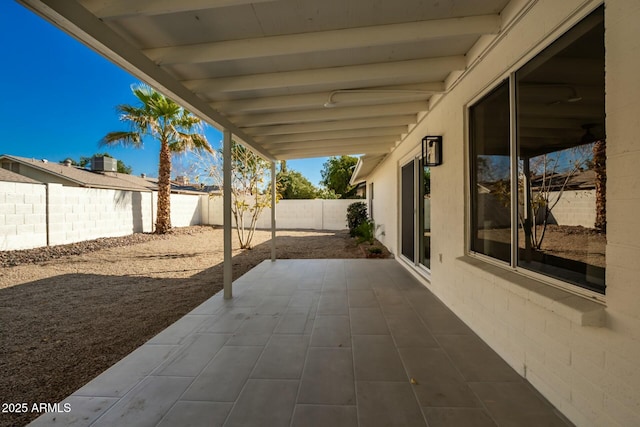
[470,81,511,264]
[469,6,606,294]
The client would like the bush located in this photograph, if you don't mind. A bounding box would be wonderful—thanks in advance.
[355,220,376,244]
[346,202,368,236]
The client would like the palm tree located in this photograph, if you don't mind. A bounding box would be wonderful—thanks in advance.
[102,84,212,234]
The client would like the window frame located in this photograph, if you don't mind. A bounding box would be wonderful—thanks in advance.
[465,3,606,302]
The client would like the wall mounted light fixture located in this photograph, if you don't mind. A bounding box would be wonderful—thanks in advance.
[422,135,443,166]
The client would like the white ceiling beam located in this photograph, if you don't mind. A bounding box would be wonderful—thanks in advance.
[84,0,280,20]
[264,136,394,151]
[183,56,466,94]
[256,126,407,144]
[274,144,392,160]
[231,102,426,127]
[146,15,500,65]
[242,115,417,136]
[19,0,276,161]
[211,83,444,114]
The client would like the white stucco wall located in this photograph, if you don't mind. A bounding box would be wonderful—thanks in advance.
[367,1,640,425]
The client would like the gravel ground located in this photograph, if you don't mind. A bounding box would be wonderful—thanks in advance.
[0,229,188,269]
[0,226,389,427]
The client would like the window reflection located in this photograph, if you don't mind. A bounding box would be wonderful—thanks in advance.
[516,6,605,292]
[470,81,511,263]
[468,6,605,293]
[421,166,431,268]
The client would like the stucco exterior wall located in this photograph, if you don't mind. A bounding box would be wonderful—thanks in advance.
[367,0,640,425]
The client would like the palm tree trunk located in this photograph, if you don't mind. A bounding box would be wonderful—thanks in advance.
[156,140,172,234]
[593,140,606,232]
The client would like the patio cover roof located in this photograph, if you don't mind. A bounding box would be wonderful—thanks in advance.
[17,0,531,163]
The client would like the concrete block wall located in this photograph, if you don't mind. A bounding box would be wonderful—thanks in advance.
[548,190,596,228]
[367,0,640,425]
[48,185,139,245]
[164,193,202,227]
[0,183,205,250]
[1,184,356,250]
[0,181,47,250]
[203,197,355,230]
[257,199,324,229]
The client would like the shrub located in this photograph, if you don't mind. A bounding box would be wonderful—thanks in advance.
[355,220,376,244]
[368,247,383,254]
[346,202,368,236]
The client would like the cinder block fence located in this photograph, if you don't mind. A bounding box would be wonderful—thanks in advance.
[0,180,359,250]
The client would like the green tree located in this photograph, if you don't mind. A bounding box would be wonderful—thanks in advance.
[277,162,318,199]
[60,153,133,174]
[316,187,338,199]
[101,84,212,234]
[320,155,359,198]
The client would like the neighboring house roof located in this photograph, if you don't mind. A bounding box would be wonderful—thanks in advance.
[140,175,220,194]
[0,167,41,184]
[113,172,159,191]
[171,183,221,194]
[0,155,151,191]
[1,154,222,194]
[530,169,596,191]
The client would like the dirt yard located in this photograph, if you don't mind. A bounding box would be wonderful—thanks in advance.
[0,227,387,427]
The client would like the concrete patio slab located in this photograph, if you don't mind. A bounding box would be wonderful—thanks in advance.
[28,259,572,427]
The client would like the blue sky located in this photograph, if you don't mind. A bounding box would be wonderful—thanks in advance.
[0,2,329,186]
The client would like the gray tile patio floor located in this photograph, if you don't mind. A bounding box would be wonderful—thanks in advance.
[29,259,571,427]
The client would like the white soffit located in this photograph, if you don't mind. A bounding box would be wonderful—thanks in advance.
[350,154,387,185]
[18,0,518,160]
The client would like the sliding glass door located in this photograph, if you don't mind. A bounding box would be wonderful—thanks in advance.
[401,161,415,261]
[401,158,431,270]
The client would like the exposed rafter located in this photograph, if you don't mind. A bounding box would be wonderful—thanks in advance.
[211,83,444,114]
[183,56,466,95]
[273,143,392,159]
[145,15,500,65]
[231,102,426,127]
[264,136,394,150]
[18,0,519,161]
[19,0,275,161]
[255,126,407,144]
[242,116,418,136]
[84,0,280,20]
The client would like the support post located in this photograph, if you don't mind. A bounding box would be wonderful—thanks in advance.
[271,161,277,262]
[223,129,233,299]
